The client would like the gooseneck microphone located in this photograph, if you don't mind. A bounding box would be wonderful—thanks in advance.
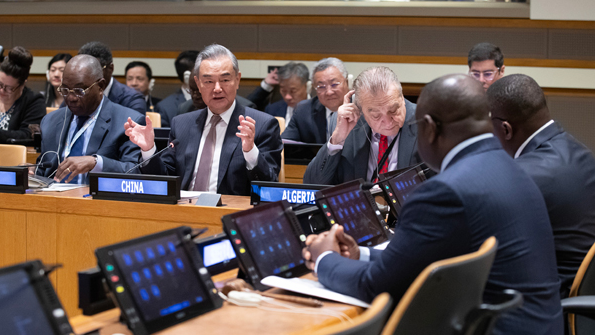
[8,162,52,169]
[125,140,178,174]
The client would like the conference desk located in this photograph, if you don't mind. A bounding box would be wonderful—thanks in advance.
[70,271,363,335]
[0,187,252,317]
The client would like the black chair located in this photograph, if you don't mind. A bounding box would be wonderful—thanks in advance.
[562,241,595,335]
[380,237,523,335]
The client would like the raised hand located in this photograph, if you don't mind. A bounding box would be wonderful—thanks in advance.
[236,115,256,152]
[330,90,359,145]
[265,68,279,86]
[124,116,154,152]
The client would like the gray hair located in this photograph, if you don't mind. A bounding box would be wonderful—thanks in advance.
[194,44,239,75]
[352,66,402,109]
[311,57,348,82]
[278,62,309,86]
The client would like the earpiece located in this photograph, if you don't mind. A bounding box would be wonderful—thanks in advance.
[46,70,50,81]
[183,70,191,87]
[347,74,354,89]
[149,78,155,92]
[306,80,312,95]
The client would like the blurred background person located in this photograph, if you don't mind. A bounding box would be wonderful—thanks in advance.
[0,46,45,144]
[264,62,310,125]
[125,61,161,113]
[44,53,72,108]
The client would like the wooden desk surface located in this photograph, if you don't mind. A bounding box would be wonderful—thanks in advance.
[0,188,252,317]
[70,272,363,335]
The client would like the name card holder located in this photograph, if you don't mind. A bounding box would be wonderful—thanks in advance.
[0,166,28,194]
[250,181,327,206]
[89,172,180,204]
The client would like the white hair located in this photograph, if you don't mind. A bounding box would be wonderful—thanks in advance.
[311,57,348,82]
[352,66,402,109]
[194,44,239,75]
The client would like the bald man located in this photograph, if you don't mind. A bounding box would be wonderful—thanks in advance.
[488,74,595,298]
[304,74,562,334]
[37,55,145,183]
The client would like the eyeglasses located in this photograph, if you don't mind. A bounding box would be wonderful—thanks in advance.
[469,68,501,82]
[315,81,344,94]
[58,80,101,98]
[0,81,23,94]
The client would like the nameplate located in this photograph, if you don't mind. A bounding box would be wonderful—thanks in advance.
[0,167,28,194]
[250,181,327,206]
[89,172,180,204]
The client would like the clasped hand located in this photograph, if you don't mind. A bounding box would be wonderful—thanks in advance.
[302,225,360,274]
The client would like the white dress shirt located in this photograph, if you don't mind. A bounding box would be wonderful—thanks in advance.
[285,105,294,126]
[181,85,191,101]
[103,77,114,98]
[514,120,554,159]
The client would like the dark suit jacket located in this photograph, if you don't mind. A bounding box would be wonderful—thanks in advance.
[317,137,563,335]
[0,86,45,143]
[176,96,257,117]
[264,99,287,118]
[515,121,595,298]
[303,99,420,185]
[246,86,272,112]
[37,98,145,180]
[281,97,327,144]
[108,79,146,115]
[146,95,162,113]
[140,102,283,196]
[155,89,187,128]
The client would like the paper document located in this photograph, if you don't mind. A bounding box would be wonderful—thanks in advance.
[261,276,370,308]
[37,184,86,192]
[180,191,205,199]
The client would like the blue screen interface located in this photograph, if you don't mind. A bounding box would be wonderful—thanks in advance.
[326,189,382,244]
[0,171,17,186]
[113,235,207,322]
[253,185,317,205]
[97,178,168,196]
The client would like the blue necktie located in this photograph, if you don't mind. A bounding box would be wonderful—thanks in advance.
[65,115,89,184]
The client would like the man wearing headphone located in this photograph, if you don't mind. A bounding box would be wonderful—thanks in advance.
[125,61,161,113]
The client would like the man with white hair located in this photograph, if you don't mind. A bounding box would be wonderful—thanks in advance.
[304,66,420,185]
[124,44,283,196]
[281,57,350,144]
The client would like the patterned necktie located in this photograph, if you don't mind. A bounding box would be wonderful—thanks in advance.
[193,115,222,191]
[377,135,389,175]
[69,115,89,158]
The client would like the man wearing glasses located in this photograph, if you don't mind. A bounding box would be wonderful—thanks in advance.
[303,66,420,185]
[36,55,145,183]
[468,42,505,91]
[281,58,350,144]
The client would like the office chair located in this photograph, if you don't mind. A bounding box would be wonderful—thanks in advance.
[46,107,59,114]
[275,116,285,183]
[307,293,393,335]
[381,236,523,335]
[562,241,595,335]
[0,144,27,166]
[146,112,162,128]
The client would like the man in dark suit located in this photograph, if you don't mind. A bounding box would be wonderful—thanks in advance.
[304,74,563,335]
[264,62,309,124]
[304,66,420,185]
[488,74,595,298]
[246,67,279,112]
[282,58,349,144]
[37,55,144,183]
[78,42,146,115]
[125,44,282,196]
[155,50,199,127]
[125,61,161,112]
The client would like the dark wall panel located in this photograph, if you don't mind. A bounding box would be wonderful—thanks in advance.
[549,29,595,60]
[130,24,258,52]
[12,24,129,50]
[0,24,12,50]
[547,95,595,152]
[259,25,397,55]
[398,26,547,58]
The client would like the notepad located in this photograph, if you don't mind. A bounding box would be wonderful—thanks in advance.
[261,276,370,308]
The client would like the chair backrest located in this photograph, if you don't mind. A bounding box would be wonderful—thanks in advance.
[46,107,58,114]
[0,144,27,166]
[381,237,498,335]
[275,116,285,183]
[307,293,393,335]
[146,112,162,128]
[568,241,595,335]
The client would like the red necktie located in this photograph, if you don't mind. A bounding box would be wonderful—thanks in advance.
[377,135,389,175]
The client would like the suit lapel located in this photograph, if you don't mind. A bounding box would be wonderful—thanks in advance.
[520,122,562,156]
[218,103,242,189]
[397,101,417,169]
[86,99,111,155]
[184,109,208,185]
[313,98,327,143]
[54,108,72,165]
[351,118,372,180]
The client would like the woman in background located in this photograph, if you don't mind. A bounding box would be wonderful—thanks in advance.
[44,53,72,108]
[0,46,45,143]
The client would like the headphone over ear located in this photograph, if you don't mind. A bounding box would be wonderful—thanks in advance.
[149,78,155,92]
[347,74,354,89]
[183,70,191,87]
[306,80,312,96]
[46,70,50,82]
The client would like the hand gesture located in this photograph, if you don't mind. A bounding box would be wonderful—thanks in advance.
[330,90,359,145]
[54,156,97,183]
[236,115,256,152]
[124,116,154,152]
[265,68,279,86]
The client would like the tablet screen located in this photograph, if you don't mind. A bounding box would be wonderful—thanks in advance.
[326,189,384,244]
[0,269,55,335]
[389,168,423,204]
[113,234,209,322]
[234,203,305,276]
[203,239,236,268]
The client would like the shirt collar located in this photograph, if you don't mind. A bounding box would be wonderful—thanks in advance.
[181,86,191,101]
[514,119,554,159]
[206,100,236,126]
[325,107,336,120]
[103,77,114,97]
[440,133,494,172]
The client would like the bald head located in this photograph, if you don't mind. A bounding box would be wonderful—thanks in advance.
[65,55,103,81]
[486,74,550,157]
[416,74,493,171]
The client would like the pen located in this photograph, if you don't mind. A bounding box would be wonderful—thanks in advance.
[83,194,92,198]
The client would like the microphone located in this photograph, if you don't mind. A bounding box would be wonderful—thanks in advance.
[125,140,178,174]
[4,162,52,169]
